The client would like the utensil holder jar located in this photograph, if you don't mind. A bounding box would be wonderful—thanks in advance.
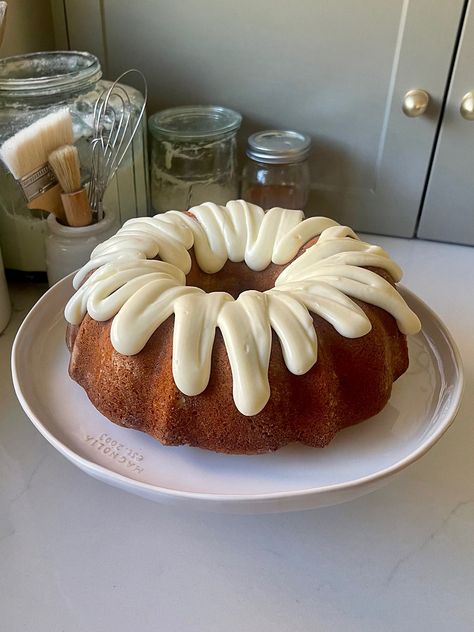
[0,248,10,333]
[0,51,149,274]
[46,212,118,286]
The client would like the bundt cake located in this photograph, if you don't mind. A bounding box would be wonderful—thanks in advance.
[65,200,421,454]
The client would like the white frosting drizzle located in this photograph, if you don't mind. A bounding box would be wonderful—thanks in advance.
[65,201,421,416]
[218,291,272,416]
[173,292,232,396]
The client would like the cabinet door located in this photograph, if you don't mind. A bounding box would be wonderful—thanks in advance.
[59,0,462,236]
[418,1,474,245]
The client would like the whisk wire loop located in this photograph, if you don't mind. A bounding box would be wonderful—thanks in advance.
[88,69,147,219]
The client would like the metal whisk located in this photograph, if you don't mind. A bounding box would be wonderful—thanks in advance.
[88,69,147,220]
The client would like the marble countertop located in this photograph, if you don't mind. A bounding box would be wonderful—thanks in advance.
[1,234,473,632]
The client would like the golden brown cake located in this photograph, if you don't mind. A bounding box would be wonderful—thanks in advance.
[65,201,421,454]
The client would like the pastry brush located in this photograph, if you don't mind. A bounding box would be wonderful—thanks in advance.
[0,109,73,222]
[48,145,92,227]
[0,2,8,48]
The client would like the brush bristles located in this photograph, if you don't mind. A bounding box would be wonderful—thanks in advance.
[0,109,73,180]
[48,144,82,193]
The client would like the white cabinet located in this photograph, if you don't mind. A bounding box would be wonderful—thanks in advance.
[418,1,474,246]
[57,0,467,239]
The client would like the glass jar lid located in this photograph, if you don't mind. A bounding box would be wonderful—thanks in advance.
[149,105,242,141]
[246,130,311,164]
[0,51,102,98]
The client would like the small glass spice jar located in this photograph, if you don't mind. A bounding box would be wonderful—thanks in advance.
[241,130,311,210]
[149,105,242,212]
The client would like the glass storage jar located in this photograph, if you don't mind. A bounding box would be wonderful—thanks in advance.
[0,51,149,273]
[241,130,311,210]
[149,105,241,212]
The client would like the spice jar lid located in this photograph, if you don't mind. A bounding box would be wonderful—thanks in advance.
[149,105,242,141]
[246,130,311,164]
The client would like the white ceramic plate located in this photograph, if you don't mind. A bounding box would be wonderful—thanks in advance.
[12,275,463,513]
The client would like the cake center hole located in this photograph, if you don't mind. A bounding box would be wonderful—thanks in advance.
[185,259,283,298]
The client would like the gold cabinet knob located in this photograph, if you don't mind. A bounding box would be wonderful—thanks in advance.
[460,91,474,120]
[402,89,430,117]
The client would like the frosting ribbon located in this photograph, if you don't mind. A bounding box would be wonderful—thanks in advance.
[65,201,421,416]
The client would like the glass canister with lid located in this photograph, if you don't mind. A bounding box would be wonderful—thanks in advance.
[149,105,242,212]
[241,130,311,210]
[0,51,149,273]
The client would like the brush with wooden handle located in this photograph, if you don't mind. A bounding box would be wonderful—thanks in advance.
[48,145,92,227]
[0,2,8,49]
[0,109,73,222]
